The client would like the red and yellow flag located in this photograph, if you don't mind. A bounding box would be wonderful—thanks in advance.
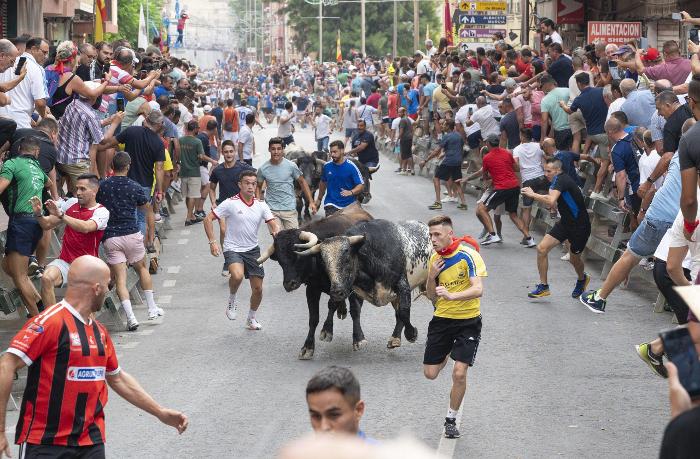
[336,30,342,62]
[94,0,107,42]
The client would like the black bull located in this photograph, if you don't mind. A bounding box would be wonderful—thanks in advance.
[256,206,374,359]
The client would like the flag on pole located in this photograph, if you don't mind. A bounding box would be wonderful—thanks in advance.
[138,3,148,49]
[444,0,453,46]
[336,30,342,62]
[94,0,107,42]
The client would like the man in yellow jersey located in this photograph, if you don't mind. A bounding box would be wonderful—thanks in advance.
[424,215,487,439]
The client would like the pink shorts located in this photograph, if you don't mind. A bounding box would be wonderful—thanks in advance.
[103,232,146,265]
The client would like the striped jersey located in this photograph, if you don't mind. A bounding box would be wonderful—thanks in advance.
[431,244,487,319]
[6,301,120,446]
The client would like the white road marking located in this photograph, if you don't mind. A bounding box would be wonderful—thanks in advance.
[167,265,181,274]
[163,279,177,288]
[436,385,465,457]
[157,295,172,304]
[177,238,188,245]
[180,230,191,235]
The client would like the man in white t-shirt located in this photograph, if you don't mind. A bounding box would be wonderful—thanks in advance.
[238,113,255,165]
[513,127,546,241]
[278,101,296,146]
[312,105,333,152]
[0,38,49,128]
[638,129,664,189]
[203,170,280,330]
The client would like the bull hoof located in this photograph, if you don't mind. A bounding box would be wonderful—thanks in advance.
[352,339,368,351]
[319,330,333,342]
[387,337,402,349]
[298,348,314,360]
[405,326,418,343]
[337,307,347,320]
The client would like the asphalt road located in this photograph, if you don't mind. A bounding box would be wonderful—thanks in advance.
[2,122,673,458]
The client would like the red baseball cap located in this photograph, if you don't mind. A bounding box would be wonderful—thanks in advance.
[643,48,660,62]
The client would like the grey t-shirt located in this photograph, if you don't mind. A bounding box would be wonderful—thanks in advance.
[499,111,520,150]
[257,158,302,211]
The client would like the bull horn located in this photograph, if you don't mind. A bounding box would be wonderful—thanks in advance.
[295,244,322,256]
[315,158,326,167]
[367,165,379,174]
[348,235,365,245]
[256,244,275,265]
[293,231,319,250]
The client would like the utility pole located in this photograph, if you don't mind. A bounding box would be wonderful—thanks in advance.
[254,0,258,61]
[392,0,397,57]
[521,0,529,46]
[413,0,419,53]
[319,0,323,62]
[361,0,366,56]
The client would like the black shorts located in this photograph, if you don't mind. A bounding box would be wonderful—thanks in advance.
[400,138,413,160]
[5,215,43,257]
[224,247,264,279]
[467,131,482,150]
[22,443,105,459]
[521,176,549,207]
[548,221,591,254]
[282,135,295,147]
[424,315,482,365]
[435,164,462,181]
[553,129,573,150]
[483,187,520,213]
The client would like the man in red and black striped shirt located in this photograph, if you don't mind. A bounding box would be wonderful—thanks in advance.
[0,256,187,458]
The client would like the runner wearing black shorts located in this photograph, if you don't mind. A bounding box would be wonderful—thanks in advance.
[521,157,591,299]
[424,215,487,439]
[424,120,467,210]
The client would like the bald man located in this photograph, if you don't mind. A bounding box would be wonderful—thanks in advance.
[0,256,188,458]
[542,137,594,188]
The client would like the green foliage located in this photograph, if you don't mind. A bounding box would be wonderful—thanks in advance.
[106,0,164,46]
[281,0,441,60]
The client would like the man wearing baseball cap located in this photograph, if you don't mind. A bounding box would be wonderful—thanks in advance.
[633,40,691,86]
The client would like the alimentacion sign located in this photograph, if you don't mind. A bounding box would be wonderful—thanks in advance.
[587,21,642,45]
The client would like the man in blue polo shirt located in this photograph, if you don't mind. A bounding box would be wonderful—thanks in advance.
[315,140,365,216]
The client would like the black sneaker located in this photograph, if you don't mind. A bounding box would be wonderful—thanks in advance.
[444,418,460,438]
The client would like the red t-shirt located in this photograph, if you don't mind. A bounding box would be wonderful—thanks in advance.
[387,94,400,118]
[58,199,109,264]
[515,58,533,79]
[366,92,381,109]
[482,147,520,190]
[7,301,120,446]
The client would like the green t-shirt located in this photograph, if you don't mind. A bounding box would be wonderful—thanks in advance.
[0,156,47,215]
[540,87,571,132]
[178,135,204,178]
[337,72,349,86]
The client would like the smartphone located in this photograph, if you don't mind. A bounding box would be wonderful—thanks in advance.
[116,98,125,112]
[468,107,473,116]
[15,56,26,75]
[691,28,700,46]
[103,62,110,75]
[672,12,682,20]
[659,327,700,400]
[441,83,447,89]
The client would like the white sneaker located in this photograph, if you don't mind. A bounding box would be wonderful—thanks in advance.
[148,307,164,320]
[481,234,502,245]
[561,252,570,261]
[221,269,230,277]
[524,237,536,248]
[589,191,607,200]
[126,316,139,331]
[441,196,455,203]
[226,302,238,320]
[246,318,262,330]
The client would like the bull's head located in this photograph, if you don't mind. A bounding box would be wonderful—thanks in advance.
[257,230,319,292]
[296,156,326,188]
[297,234,365,301]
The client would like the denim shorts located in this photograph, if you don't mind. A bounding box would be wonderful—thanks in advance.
[627,217,672,258]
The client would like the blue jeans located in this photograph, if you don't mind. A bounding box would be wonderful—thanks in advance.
[136,185,153,236]
[627,217,672,258]
[316,136,329,152]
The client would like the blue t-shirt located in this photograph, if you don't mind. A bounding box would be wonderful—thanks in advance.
[321,159,364,209]
[570,87,607,135]
[406,89,420,115]
[96,176,149,240]
[610,133,640,194]
[275,95,288,110]
[423,82,438,111]
[247,95,259,108]
[440,131,464,166]
[154,86,173,99]
[646,152,681,224]
[554,150,583,187]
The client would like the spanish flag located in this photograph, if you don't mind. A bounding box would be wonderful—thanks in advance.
[336,30,342,62]
[94,0,107,42]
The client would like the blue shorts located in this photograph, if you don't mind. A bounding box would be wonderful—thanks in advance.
[5,215,43,257]
[627,217,672,258]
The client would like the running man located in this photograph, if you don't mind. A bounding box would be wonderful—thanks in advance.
[521,158,591,298]
[315,140,365,216]
[0,256,187,458]
[203,170,280,329]
[424,215,487,439]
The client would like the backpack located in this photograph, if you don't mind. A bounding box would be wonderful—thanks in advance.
[45,68,76,109]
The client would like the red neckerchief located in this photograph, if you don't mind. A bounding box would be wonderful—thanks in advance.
[437,236,480,256]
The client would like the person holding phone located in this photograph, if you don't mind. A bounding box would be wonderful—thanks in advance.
[1,37,49,129]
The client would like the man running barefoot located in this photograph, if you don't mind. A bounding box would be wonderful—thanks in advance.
[521,158,591,298]
[203,170,280,330]
[424,215,487,439]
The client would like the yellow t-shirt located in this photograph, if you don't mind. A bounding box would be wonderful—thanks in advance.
[431,244,487,319]
[432,82,453,114]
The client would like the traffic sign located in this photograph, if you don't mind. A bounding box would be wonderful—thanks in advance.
[459,1,506,11]
[460,42,469,52]
[458,14,507,25]
[459,28,506,39]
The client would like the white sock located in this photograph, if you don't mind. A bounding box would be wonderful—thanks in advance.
[229,293,236,305]
[144,290,157,311]
[121,300,134,319]
[446,408,459,420]
[247,309,256,320]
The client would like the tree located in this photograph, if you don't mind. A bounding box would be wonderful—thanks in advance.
[281,0,441,60]
[107,0,164,46]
